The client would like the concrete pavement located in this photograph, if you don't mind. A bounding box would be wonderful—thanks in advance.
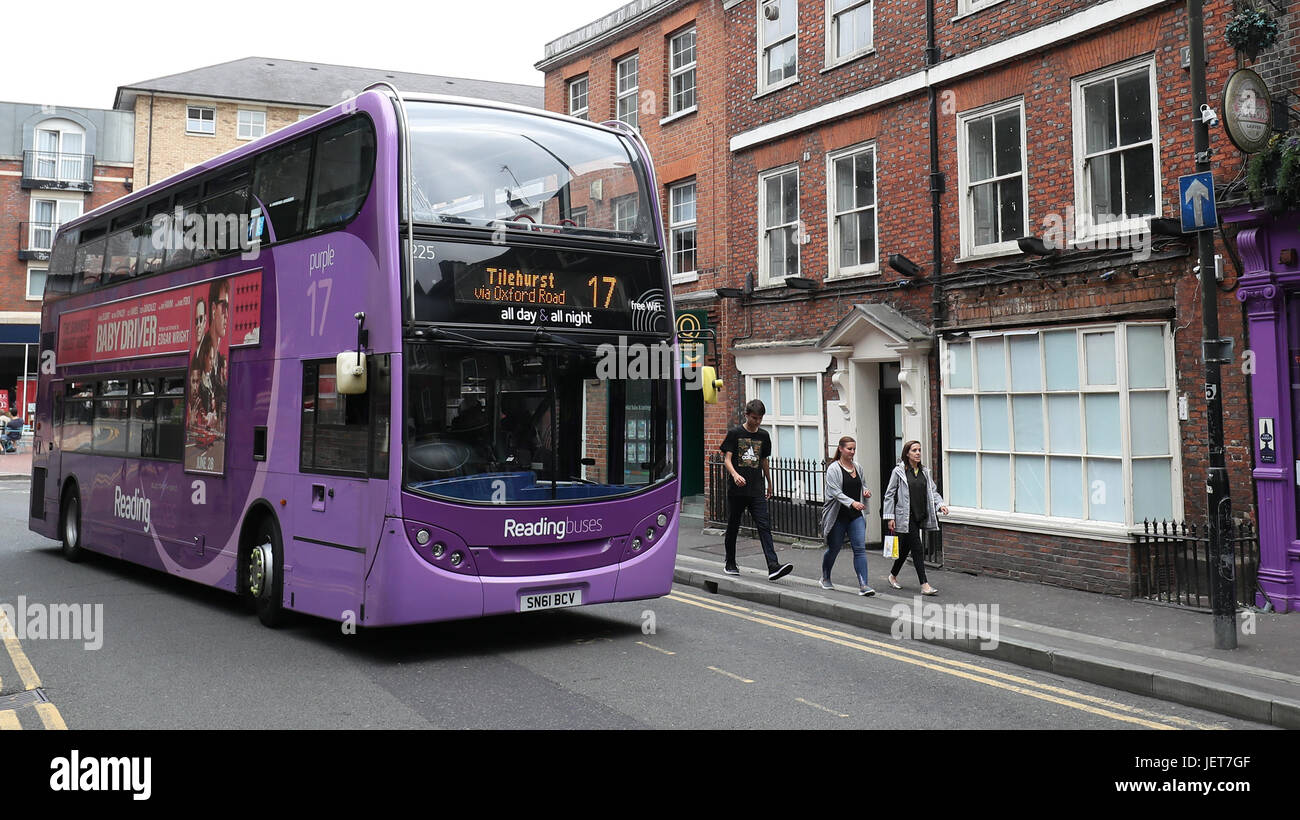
[674,515,1300,729]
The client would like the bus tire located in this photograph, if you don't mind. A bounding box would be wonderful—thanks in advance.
[245,515,286,628]
[61,485,85,563]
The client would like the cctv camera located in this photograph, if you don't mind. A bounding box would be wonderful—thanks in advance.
[1199,104,1219,128]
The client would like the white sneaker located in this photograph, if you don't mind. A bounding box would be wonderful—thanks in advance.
[818,578,833,590]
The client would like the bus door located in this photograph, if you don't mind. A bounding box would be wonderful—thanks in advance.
[290,356,391,620]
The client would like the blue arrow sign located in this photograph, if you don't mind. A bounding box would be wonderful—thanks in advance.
[1178,172,1217,233]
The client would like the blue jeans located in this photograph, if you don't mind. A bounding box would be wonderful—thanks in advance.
[823,515,869,588]
[724,494,781,572]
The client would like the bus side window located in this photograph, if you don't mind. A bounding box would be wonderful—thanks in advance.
[155,376,186,461]
[370,355,390,479]
[308,117,375,231]
[201,185,250,257]
[73,235,107,292]
[253,138,312,243]
[300,360,369,476]
[64,382,94,452]
[106,226,138,283]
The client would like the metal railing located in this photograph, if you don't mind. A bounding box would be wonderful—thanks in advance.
[1133,518,1260,609]
[22,150,94,191]
[707,453,822,539]
[17,222,58,259]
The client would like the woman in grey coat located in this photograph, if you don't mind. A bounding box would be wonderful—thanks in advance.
[881,440,948,595]
[820,436,875,596]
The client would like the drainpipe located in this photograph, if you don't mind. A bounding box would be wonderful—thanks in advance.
[146,93,155,187]
[926,0,945,330]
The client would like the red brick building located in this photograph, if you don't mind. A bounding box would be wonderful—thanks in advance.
[0,103,134,423]
[546,0,1258,597]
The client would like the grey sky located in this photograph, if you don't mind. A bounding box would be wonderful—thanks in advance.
[3,0,623,110]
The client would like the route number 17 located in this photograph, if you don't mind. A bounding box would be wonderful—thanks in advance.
[307,278,333,337]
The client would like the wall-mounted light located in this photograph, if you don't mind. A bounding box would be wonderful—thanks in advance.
[717,272,754,299]
[1016,236,1059,256]
[1149,217,1183,237]
[888,253,922,277]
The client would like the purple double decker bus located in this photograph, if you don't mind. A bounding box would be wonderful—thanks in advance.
[29,88,680,627]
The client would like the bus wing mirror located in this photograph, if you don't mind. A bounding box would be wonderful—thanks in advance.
[701,366,722,405]
[336,351,367,394]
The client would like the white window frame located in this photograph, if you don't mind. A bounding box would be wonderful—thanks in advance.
[757,0,798,94]
[957,99,1028,258]
[758,165,800,286]
[1071,58,1161,242]
[186,106,215,136]
[32,119,86,182]
[956,0,1008,17]
[747,373,825,498]
[616,55,639,129]
[568,76,589,120]
[826,143,879,278]
[826,0,873,67]
[26,266,48,301]
[27,197,81,253]
[237,109,267,140]
[669,179,698,283]
[668,27,697,116]
[939,321,1182,536]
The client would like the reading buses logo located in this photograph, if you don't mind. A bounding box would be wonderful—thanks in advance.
[113,486,152,533]
[151,208,260,260]
[503,516,602,541]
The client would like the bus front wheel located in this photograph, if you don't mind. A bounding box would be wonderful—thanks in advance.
[246,517,285,628]
[61,486,84,563]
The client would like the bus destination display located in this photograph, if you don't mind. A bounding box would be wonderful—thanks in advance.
[456,266,628,327]
[413,239,669,334]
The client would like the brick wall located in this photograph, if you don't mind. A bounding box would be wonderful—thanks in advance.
[133,95,318,186]
[0,161,132,314]
[543,1,729,300]
[541,0,1257,596]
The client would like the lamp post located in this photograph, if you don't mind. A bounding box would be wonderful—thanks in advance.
[1186,0,1236,649]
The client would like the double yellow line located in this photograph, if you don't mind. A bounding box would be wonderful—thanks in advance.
[0,610,67,730]
[667,589,1222,730]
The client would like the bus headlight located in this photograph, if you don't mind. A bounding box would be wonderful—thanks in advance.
[450,551,464,567]
[631,538,641,551]
[416,529,431,545]
[432,542,446,558]
[657,514,667,527]
[646,527,655,541]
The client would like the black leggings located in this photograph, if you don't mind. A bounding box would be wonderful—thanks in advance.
[891,521,928,584]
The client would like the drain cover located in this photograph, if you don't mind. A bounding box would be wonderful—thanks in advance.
[0,688,48,709]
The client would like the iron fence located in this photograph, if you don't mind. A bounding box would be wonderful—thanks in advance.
[1133,518,1260,609]
[707,453,822,539]
[704,453,944,565]
[22,150,94,191]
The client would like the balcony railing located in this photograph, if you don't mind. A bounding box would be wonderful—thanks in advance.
[17,222,58,260]
[21,150,94,191]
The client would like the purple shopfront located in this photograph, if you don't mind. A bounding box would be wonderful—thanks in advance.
[1228,206,1300,612]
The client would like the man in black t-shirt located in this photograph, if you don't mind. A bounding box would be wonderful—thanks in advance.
[719,399,794,581]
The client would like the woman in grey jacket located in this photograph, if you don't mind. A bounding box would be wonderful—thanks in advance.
[820,437,875,596]
[881,440,948,595]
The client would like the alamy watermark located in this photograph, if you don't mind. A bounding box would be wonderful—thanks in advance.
[890,596,1000,650]
[595,337,709,388]
[149,208,261,261]
[0,596,103,650]
[1039,207,1153,262]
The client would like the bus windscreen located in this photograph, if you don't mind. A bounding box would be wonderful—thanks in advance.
[407,101,655,243]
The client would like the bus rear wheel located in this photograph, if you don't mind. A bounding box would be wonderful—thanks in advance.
[61,486,84,563]
[245,517,285,628]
